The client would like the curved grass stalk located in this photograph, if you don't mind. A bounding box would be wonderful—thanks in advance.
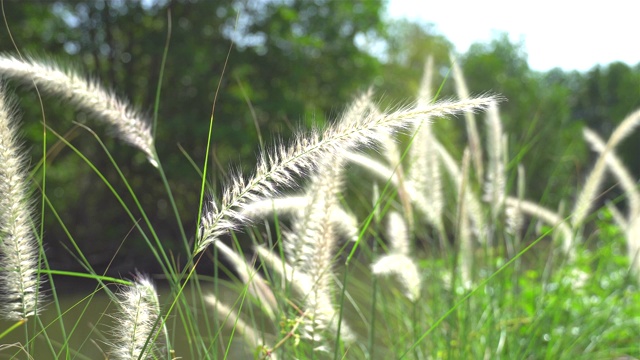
[434,140,487,237]
[450,54,483,182]
[416,55,434,108]
[204,294,277,360]
[0,54,158,167]
[583,126,640,278]
[254,245,312,295]
[371,212,422,301]
[505,196,574,255]
[456,149,473,289]
[289,157,356,344]
[240,197,360,242]
[572,109,640,228]
[582,128,640,219]
[44,125,210,350]
[483,102,506,217]
[214,241,277,321]
[197,95,499,253]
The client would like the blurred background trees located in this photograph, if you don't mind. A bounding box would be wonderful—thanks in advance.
[1,0,638,275]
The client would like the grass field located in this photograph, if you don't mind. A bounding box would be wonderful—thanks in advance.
[0,52,638,359]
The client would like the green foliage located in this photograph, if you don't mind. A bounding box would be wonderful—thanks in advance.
[3,1,639,274]
[0,2,639,359]
[377,19,453,105]
[510,209,639,359]
[461,35,585,204]
[568,62,640,176]
[0,0,384,272]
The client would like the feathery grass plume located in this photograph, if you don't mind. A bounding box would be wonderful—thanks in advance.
[0,85,41,321]
[505,196,574,255]
[408,132,442,216]
[254,168,355,346]
[572,109,640,228]
[456,149,473,289]
[408,56,446,242]
[374,105,415,228]
[345,149,440,227]
[197,94,499,253]
[254,245,312,296]
[483,102,506,216]
[450,54,483,182]
[340,89,375,128]
[344,149,435,234]
[582,128,640,219]
[433,140,487,236]
[344,149,446,240]
[371,211,422,301]
[204,294,277,360]
[0,54,158,167]
[583,127,640,278]
[110,275,167,360]
[416,55,434,107]
[371,254,421,301]
[385,211,410,255]
[506,165,526,236]
[240,197,360,242]
[342,94,406,225]
[215,241,277,321]
[344,151,401,187]
[287,157,356,345]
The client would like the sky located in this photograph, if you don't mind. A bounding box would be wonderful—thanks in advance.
[386,0,638,72]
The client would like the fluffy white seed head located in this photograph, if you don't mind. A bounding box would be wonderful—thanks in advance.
[434,141,487,237]
[0,54,158,167]
[254,245,312,295]
[450,54,484,181]
[483,102,506,213]
[506,197,574,255]
[197,94,500,253]
[409,56,446,231]
[371,253,422,301]
[110,276,165,360]
[416,55,434,108]
[385,211,409,255]
[457,149,474,289]
[370,212,423,300]
[506,200,524,237]
[0,85,41,320]
[240,197,360,242]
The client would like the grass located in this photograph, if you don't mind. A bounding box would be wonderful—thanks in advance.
[0,48,638,360]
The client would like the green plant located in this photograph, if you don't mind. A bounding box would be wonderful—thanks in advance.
[0,46,638,360]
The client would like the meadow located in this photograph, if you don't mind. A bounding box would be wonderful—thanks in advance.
[0,49,638,360]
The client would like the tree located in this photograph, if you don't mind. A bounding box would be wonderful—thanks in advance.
[0,0,385,273]
[571,62,640,176]
[377,19,453,105]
